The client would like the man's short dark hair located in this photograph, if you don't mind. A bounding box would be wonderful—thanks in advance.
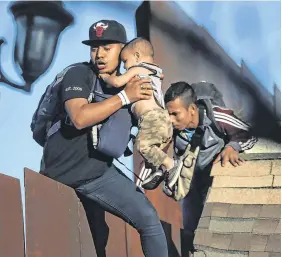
[164,81,197,107]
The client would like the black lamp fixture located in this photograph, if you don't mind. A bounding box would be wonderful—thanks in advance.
[0,1,74,92]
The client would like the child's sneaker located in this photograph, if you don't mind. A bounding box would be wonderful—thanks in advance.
[163,159,183,191]
[141,170,164,190]
[142,159,182,191]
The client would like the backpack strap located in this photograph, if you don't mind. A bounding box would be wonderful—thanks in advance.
[46,69,97,139]
[188,107,205,152]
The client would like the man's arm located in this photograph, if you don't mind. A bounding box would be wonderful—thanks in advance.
[63,69,152,130]
[213,106,258,151]
[213,106,258,166]
[101,67,151,88]
[65,96,123,129]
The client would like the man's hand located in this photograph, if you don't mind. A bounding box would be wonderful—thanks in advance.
[124,75,153,103]
[213,146,245,167]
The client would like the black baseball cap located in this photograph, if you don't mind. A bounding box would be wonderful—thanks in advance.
[82,20,127,46]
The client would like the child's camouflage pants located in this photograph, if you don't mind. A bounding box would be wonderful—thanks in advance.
[135,109,173,169]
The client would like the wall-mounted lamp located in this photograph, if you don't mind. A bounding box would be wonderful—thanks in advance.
[0,1,73,92]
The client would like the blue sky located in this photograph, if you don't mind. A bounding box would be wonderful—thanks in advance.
[0,1,280,191]
[176,1,281,93]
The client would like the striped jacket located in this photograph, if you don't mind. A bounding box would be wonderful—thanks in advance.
[213,106,258,152]
[174,106,258,170]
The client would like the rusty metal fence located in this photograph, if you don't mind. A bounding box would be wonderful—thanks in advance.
[0,168,183,257]
[0,173,25,257]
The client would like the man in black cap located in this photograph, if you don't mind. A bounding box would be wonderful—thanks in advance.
[40,20,169,257]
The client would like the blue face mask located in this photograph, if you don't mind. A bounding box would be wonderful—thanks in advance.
[184,128,196,141]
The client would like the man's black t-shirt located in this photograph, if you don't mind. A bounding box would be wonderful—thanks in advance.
[41,63,113,188]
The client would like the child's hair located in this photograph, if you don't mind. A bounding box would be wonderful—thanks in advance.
[164,81,197,107]
[122,37,154,57]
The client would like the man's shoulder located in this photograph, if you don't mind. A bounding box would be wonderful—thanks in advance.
[60,62,96,97]
[65,62,94,76]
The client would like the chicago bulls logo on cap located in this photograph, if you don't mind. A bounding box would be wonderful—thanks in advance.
[93,22,108,37]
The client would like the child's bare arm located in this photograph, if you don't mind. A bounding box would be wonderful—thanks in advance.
[101,67,151,88]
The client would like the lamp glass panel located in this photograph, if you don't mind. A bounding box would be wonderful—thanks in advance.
[14,16,28,68]
[27,16,61,74]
